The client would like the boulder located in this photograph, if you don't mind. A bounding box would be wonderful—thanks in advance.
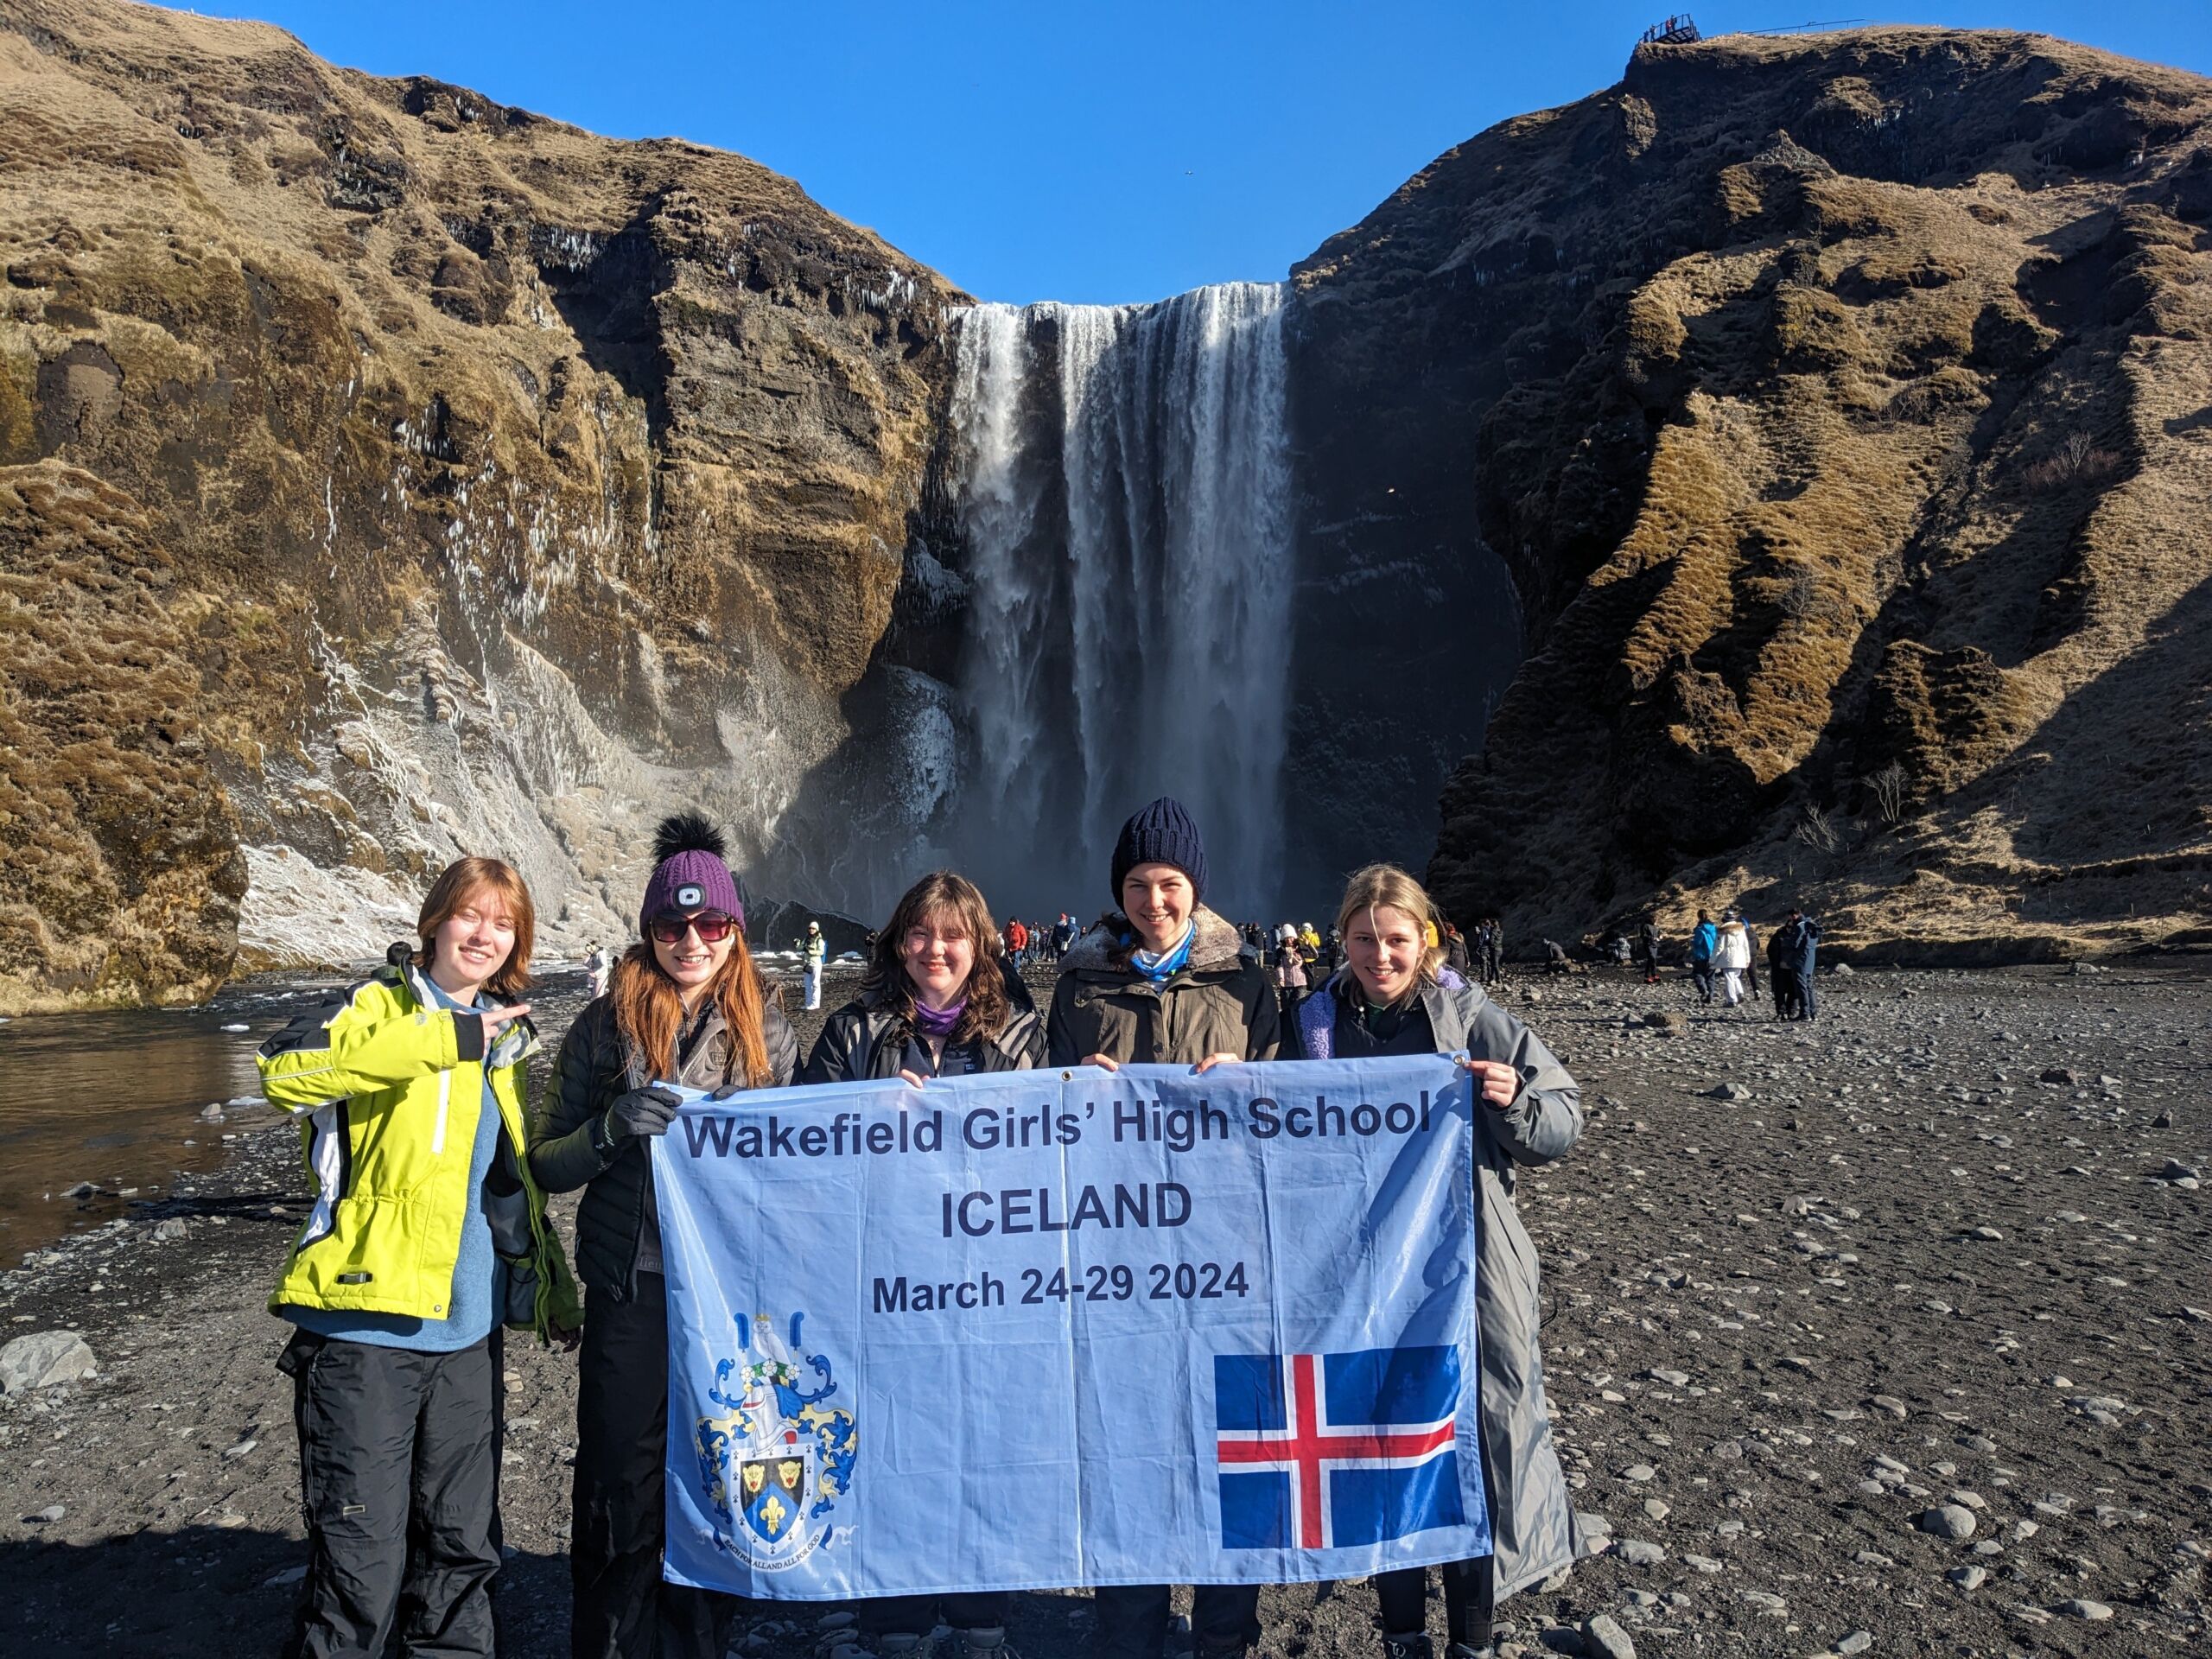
[0,1331,97,1393]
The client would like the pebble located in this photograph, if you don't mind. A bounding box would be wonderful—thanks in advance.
[1948,1564,1989,1590]
[1580,1612,1637,1659]
[2054,1599,2113,1621]
[1836,1635,1872,1656]
[1645,1369,1689,1388]
[25,1503,65,1523]
[152,1218,189,1242]
[220,1023,251,1033]
[1616,1538,1666,1567]
[1641,1498,1670,1521]
[1620,1463,1656,1482]
[1918,1504,1976,1540]
[1706,1082,1754,1101]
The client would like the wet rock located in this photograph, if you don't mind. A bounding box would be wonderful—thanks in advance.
[0,1330,97,1393]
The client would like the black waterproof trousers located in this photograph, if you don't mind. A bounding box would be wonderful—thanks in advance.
[1090,1583,1260,1659]
[280,1326,504,1659]
[572,1273,726,1659]
[1771,967,1799,1020]
[1374,1556,1496,1649]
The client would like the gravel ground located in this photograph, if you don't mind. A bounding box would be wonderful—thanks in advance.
[2,963,2206,1659]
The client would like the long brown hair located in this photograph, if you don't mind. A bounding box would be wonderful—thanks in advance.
[611,930,774,1086]
[861,871,1010,1043]
[412,857,535,1000]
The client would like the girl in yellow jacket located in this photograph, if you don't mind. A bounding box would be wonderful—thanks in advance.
[257,856,577,1659]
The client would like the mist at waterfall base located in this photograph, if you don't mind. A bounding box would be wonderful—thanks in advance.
[934,283,1296,924]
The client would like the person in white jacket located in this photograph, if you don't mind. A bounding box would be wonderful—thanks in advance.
[1714,912,1752,1007]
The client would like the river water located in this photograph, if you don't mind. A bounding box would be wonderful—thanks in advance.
[0,981,346,1258]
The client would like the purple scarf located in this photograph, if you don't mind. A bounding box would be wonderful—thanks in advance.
[911,996,966,1039]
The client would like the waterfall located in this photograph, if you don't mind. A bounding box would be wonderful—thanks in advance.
[943,282,1294,919]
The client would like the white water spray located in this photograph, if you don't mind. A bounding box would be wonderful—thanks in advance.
[944,283,1294,916]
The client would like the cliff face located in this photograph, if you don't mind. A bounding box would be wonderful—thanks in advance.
[0,0,957,1010]
[10,8,2212,1013]
[1294,27,2212,958]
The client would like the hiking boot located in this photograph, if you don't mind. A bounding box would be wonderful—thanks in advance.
[1382,1634,1434,1659]
[957,1628,1022,1659]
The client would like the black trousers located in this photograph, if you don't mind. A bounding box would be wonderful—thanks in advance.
[1090,1583,1259,1659]
[572,1274,726,1659]
[281,1327,504,1659]
[871,1590,1009,1637]
[1374,1555,1495,1647]
[1691,963,1714,1002]
[1771,967,1799,1019]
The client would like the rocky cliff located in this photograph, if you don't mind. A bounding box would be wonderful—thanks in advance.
[0,0,958,1011]
[10,8,2212,1014]
[1292,26,2212,960]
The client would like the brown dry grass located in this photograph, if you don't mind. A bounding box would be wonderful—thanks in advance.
[1328,27,2212,958]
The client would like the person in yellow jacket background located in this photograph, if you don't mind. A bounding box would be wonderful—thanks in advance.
[257,855,578,1659]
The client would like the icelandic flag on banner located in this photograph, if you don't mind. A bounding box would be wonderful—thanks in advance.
[1214,1346,1463,1550]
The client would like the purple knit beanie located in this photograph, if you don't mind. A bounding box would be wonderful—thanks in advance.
[638,811,745,936]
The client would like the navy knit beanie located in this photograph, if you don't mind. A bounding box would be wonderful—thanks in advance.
[1109,797,1208,908]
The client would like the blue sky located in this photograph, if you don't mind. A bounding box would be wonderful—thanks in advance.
[167,1,2209,305]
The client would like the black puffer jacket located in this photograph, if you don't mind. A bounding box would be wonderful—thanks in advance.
[801,982,1046,1084]
[529,995,797,1300]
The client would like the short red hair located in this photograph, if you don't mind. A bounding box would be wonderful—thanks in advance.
[414,857,536,999]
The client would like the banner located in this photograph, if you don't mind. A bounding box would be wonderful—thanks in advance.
[652,1056,1487,1599]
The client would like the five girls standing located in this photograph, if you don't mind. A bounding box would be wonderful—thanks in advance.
[263,796,1580,1659]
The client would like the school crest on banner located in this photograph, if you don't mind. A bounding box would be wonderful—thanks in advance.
[692,1311,858,1572]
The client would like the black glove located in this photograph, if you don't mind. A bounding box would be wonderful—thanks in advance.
[602,1084,682,1141]
[708,1082,746,1102]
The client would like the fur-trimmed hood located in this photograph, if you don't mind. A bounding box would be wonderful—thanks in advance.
[1058,906,1247,978]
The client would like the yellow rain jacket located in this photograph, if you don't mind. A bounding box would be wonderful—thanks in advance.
[257,951,580,1340]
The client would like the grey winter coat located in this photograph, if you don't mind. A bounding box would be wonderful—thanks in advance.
[801,982,1047,1083]
[1295,970,1586,1600]
[529,994,798,1299]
